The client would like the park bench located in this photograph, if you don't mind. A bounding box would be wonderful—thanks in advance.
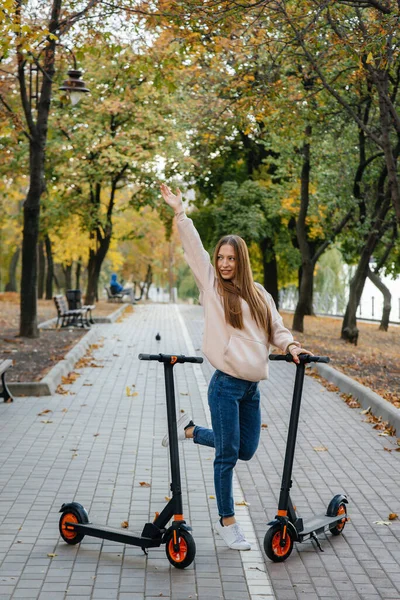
[53,295,91,328]
[105,285,124,303]
[0,360,13,403]
[65,290,95,325]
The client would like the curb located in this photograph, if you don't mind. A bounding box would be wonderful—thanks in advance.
[311,362,400,435]
[9,304,131,397]
[8,326,100,397]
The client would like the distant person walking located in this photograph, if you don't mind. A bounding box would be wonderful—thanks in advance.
[109,273,135,303]
[160,183,313,551]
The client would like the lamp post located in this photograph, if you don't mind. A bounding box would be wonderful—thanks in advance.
[28,48,90,109]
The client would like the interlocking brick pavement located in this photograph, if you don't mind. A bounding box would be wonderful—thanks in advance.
[0,303,399,600]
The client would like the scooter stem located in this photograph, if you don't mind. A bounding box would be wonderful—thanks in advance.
[164,362,183,516]
[277,361,306,513]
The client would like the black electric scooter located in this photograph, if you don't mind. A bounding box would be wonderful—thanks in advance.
[59,353,203,569]
[264,353,348,562]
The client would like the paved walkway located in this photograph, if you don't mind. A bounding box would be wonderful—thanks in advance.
[0,304,399,600]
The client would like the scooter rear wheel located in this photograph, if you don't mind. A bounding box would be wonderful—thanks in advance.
[264,523,294,562]
[59,509,85,545]
[329,503,347,536]
[165,529,196,569]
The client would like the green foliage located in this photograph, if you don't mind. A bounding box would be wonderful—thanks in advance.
[314,248,347,315]
[176,262,199,302]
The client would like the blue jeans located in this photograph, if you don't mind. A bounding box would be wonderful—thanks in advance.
[193,370,261,518]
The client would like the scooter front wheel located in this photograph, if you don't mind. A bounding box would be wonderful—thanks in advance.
[264,523,294,562]
[329,503,347,536]
[59,508,86,545]
[165,529,196,569]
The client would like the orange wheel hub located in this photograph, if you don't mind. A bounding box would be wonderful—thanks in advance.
[60,513,79,540]
[168,537,188,563]
[272,531,291,557]
[336,505,346,530]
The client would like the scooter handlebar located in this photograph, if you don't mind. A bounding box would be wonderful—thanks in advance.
[138,353,203,364]
[269,353,330,364]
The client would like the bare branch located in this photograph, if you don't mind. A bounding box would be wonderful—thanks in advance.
[337,0,392,14]
[58,0,101,35]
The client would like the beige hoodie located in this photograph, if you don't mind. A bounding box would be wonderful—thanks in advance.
[177,214,300,382]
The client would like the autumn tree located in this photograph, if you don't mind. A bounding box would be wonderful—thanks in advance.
[0,0,106,336]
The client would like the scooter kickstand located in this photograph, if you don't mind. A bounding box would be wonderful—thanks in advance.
[310,533,324,552]
[141,547,148,556]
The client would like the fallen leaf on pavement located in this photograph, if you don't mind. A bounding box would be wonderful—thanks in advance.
[41,420,53,424]
[61,372,79,385]
[56,385,69,395]
[388,513,398,520]
[373,520,392,526]
[261,423,268,428]
[314,446,328,452]
[209,495,215,499]
[47,553,57,558]
[121,521,129,528]
[38,409,52,416]
[139,482,151,487]
[235,500,250,506]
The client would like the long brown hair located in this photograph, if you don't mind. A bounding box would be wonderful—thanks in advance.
[213,235,272,341]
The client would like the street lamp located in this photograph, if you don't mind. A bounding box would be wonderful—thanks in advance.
[59,68,90,106]
[28,47,90,109]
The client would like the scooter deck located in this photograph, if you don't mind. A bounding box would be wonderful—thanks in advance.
[68,522,162,547]
[299,513,345,537]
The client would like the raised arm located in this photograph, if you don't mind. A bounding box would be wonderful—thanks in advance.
[160,184,214,291]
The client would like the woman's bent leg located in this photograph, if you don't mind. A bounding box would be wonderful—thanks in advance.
[193,425,214,448]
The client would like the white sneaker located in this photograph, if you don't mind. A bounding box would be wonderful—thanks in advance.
[214,519,251,550]
[161,413,193,447]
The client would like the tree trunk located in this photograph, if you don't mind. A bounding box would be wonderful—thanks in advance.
[75,259,82,289]
[5,247,20,292]
[292,259,314,332]
[63,263,73,291]
[85,234,112,304]
[38,240,45,298]
[341,233,382,344]
[45,234,54,300]
[18,0,61,337]
[293,125,314,332]
[145,264,153,300]
[20,143,44,337]
[367,268,391,331]
[260,237,279,308]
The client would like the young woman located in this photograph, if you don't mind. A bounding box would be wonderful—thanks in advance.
[160,183,313,551]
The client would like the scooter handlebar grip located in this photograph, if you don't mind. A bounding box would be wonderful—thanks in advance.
[269,354,292,361]
[138,354,161,361]
[183,356,204,364]
[310,356,330,363]
[269,354,330,363]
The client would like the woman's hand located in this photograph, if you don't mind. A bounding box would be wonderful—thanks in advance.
[160,183,183,213]
[289,346,313,365]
